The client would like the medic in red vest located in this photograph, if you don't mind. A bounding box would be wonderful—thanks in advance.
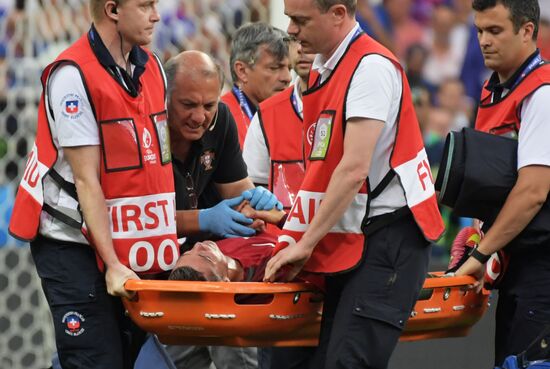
[10,32,179,276]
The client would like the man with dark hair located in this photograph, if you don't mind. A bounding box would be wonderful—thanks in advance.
[264,0,444,368]
[455,0,550,366]
[221,22,292,147]
[169,235,278,283]
[243,39,315,222]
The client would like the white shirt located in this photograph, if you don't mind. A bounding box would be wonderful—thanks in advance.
[243,76,304,185]
[39,64,99,243]
[518,85,550,169]
[312,23,407,216]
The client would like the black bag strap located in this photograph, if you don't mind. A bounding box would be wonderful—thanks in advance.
[42,203,82,229]
[48,169,78,201]
[369,170,396,199]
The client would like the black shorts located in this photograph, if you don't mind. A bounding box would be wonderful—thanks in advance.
[31,236,145,369]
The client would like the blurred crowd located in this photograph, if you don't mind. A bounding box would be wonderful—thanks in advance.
[0,0,549,256]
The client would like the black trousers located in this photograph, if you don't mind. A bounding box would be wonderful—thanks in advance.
[310,214,430,369]
[494,246,550,366]
[31,236,146,369]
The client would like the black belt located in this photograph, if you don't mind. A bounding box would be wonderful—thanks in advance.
[362,206,411,236]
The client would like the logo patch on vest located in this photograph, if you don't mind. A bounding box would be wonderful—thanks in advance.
[60,93,83,119]
[142,128,158,164]
[200,150,215,171]
[310,111,335,160]
[306,122,317,146]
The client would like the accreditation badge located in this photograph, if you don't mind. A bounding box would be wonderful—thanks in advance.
[151,111,171,164]
[310,111,335,160]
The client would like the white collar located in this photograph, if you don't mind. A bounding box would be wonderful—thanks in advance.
[312,22,361,76]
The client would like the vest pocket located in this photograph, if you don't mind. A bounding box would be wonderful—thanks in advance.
[271,161,305,209]
[99,118,142,172]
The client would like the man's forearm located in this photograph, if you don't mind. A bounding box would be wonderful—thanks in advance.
[75,180,120,268]
[175,209,201,236]
[478,168,549,255]
[216,177,254,199]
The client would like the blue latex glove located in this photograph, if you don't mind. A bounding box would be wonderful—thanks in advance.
[198,196,255,238]
[242,186,283,211]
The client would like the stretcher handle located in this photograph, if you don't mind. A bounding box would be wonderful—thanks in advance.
[422,272,486,290]
[124,280,320,294]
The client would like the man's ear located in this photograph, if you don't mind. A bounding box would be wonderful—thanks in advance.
[522,21,535,43]
[331,4,348,25]
[104,0,119,23]
[233,60,249,85]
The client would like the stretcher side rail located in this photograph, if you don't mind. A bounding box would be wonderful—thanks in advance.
[123,272,490,347]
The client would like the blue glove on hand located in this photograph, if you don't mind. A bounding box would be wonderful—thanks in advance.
[242,186,283,211]
[198,196,255,238]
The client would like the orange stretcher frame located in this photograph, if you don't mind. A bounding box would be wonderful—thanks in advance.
[123,272,490,347]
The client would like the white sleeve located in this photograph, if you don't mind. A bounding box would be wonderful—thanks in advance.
[242,112,270,185]
[48,64,100,147]
[518,85,550,169]
[346,54,402,123]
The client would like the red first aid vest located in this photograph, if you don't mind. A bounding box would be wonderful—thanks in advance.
[258,86,305,234]
[221,90,250,148]
[9,34,179,275]
[476,63,550,135]
[276,33,444,274]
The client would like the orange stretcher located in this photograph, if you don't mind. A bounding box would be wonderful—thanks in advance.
[123,272,490,347]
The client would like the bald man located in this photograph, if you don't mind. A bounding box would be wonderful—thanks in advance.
[165,51,281,244]
[164,50,282,369]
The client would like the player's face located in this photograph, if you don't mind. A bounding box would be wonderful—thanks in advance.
[474,3,535,79]
[285,0,332,55]
[116,0,160,46]
[175,241,229,281]
[168,74,220,142]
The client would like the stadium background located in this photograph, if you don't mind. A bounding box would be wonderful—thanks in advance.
[3,0,550,368]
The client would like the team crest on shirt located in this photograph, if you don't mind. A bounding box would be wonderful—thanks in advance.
[62,311,85,337]
[60,93,84,120]
[200,150,215,171]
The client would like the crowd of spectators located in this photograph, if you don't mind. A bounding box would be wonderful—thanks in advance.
[0,0,549,257]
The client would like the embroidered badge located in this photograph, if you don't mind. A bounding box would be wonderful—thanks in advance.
[60,93,84,120]
[62,311,85,337]
[310,111,335,160]
[200,150,215,171]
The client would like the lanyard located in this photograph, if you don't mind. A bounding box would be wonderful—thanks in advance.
[290,87,302,119]
[232,86,254,121]
[511,52,543,90]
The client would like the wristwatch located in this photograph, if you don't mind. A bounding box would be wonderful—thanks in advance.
[469,245,491,264]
